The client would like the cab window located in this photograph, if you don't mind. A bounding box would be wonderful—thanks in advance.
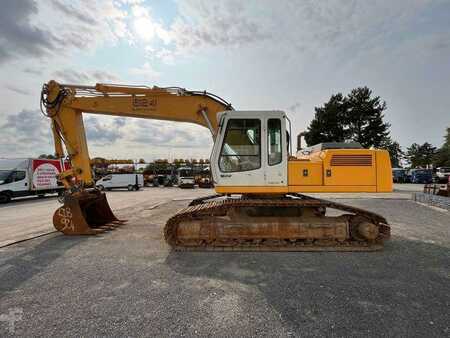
[13,171,26,181]
[219,119,261,172]
[268,119,282,166]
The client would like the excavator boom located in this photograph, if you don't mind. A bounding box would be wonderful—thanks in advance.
[42,81,232,187]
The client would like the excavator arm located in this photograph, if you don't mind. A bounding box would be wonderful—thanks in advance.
[41,80,232,187]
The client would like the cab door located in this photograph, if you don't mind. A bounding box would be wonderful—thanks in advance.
[8,170,28,195]
[264,115,288,186]
[212,112,266,187]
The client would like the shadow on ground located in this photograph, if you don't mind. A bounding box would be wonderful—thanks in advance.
[0,235,86,299]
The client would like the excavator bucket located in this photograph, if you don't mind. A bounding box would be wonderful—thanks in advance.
[53,190,126,235]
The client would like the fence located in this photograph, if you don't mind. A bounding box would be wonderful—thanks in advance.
[413,192,450,211]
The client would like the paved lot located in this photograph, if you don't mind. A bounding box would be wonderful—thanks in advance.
[0,187,213,247]
[0,184,423,248]
[0,187,449,336]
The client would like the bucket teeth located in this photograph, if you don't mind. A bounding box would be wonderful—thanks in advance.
[53,190,125,235]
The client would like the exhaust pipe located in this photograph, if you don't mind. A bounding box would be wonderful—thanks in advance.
[297,132,306,151]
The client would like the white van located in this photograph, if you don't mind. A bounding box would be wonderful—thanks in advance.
[96,174,144,191]
[0,158,65,203]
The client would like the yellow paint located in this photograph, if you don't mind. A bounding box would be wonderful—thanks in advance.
[286,148,392,193]
[323,150,376,186]
[215,186,289,194]
[44,81,393,194]
[45,81,229,186]
[217,185,379,194]
[375,150,393,192]
[288,161,323,185]
[288,185,377,193]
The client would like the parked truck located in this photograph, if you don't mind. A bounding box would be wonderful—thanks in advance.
[0,158,66,203]
[176,167,195,188]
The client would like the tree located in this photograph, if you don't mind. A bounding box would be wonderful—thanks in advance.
[138,158,146,164]
[379,137,403,167]
[344,87,390,148]
[406,142,436,168]
[304,93,347,146]
[304,87,390,148]
[433,127,450,167]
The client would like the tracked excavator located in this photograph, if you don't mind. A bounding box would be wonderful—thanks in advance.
[41,80,392,251]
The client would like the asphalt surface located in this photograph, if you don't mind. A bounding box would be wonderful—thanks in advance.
[0,187,213,247]
[0,184,423,247]
[0,189,449,337]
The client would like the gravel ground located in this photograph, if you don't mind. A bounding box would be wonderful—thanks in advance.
[0,192,448,337]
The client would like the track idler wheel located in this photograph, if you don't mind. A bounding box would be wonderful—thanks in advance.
[350,216,379,241]
[53,190,126,235]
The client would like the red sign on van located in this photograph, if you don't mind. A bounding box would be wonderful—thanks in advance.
[31,159,63,190]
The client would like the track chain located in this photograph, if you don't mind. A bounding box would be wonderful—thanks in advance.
[164,194,390,251]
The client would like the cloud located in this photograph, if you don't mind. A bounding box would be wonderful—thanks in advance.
[114,118,127,128]
[130,4,171,43]
[48,0,131,47]
[129,62,160,79]
[50,0,98,26]
[128,119,211,149]
[0,0,55,64]
[171,1,270,51]
[23,67,43,76]
[1,0,449,157]
[0,109,53,156]
[0,111,129,156]
[51,69,120,84]
[84,116,126,145]
[139,0,440,65]
[4,85,31,96]
[0,0,131,65]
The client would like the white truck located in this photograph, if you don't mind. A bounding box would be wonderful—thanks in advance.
[0,158,66,203]
[176,167,195,189]
[96,174,144,191]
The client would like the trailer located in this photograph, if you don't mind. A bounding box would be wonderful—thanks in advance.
[0,158,66,203]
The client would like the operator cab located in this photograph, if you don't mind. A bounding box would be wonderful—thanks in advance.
[211,111,289,192]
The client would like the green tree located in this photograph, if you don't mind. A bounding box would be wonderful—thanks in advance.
[304,87,390,148]
[406,142,436,168]
[344,87,390,148]
[38,154,57,159]
[304,93,347,146]
[433,127,450,167]
[379,137,403,167]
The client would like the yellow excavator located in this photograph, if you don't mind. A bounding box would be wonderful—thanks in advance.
[41,80,392,251]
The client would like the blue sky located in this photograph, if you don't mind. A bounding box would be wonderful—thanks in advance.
[0,0,449,161]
